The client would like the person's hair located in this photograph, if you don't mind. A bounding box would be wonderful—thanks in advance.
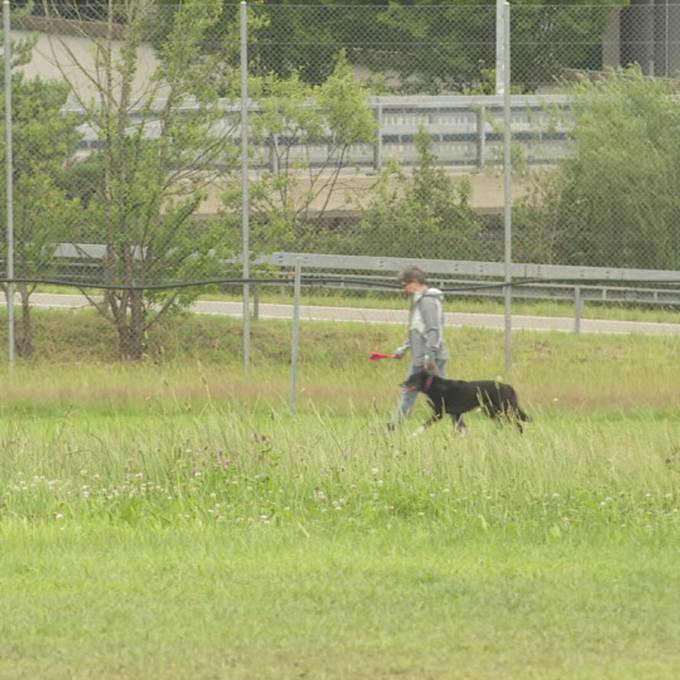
[397,265,427,286]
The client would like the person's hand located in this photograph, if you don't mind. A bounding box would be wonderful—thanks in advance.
[393,346,407,359]
[423,355,436,372]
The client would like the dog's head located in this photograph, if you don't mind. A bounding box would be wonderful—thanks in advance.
[401,369,435,393]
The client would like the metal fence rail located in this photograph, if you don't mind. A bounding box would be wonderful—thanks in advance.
[292,272,680,308]
[266,253,680,285]
[5,247,680,311]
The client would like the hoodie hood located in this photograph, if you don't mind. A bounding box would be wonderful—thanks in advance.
[414,287,444,303]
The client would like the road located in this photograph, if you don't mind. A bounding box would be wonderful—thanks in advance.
[15,292,680,336]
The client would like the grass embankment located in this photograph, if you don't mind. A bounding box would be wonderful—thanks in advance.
[1,311,680,678]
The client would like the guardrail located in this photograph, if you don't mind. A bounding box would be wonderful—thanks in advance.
[292,272,680,307]
[69,94,573,170]
[39,245,680,286]
[5,247,679,334]
[263,252,680,334]
[266,252,680,284]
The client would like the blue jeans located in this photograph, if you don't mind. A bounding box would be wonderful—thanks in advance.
[391,358,449,426]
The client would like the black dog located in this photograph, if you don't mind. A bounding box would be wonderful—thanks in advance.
[402,370,530,433]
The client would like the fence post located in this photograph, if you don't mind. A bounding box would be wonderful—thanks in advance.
[240,0,251,368]
[253,285,259,321]
[476,105,486,169]
[574,286,583,335]
[289,259,302,415]
[3,0,15,368]
[496,0,505,97]
[373,99,383,172]
[502,1,512,373]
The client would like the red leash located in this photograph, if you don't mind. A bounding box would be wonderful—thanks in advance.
[368,352,398,361]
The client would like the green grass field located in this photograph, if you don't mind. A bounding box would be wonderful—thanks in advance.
[1,313,680,678]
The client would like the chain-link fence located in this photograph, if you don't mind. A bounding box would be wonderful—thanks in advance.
[2,1,680,360]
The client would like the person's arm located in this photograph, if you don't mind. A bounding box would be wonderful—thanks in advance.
[419,296,442,363]
[394,338,411,358]
[394,301,413,358]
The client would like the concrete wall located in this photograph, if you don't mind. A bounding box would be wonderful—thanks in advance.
[196,169,538,218]
[12,19,162,103]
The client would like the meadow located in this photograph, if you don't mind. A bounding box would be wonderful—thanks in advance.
[1,311,680,678]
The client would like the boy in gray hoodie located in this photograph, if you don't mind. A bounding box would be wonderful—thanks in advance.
[389,265,462,431]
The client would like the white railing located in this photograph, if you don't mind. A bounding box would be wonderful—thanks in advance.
[69,94,573,170]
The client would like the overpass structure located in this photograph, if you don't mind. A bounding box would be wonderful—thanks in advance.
[69,94,572,216]
[70,94,573,173]
[14,18,573,216]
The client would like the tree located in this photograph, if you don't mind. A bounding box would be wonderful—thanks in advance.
[139,1,628,94]
[241,0,627,94]
[0,28,82,356]
[42,0,241,359]
[515,67,680,270]
[344,128,485,259]
[223,52,376,253]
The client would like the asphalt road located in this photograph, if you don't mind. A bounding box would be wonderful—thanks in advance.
[16,292,680,336]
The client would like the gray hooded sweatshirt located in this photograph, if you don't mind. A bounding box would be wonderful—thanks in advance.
[400,287,449,368]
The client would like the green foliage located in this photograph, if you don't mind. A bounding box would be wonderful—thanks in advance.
[510,1,616,91]
[342,128,485,259]
[142,1,627,93]
[45,0,242,358]
[225,52,376,252]
[0,25,83,355]
[516,67,680,269]
[0,75,81,281]
[243,0,623,94]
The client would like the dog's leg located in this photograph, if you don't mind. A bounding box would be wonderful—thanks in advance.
[453,414,468,436]
[424,411,444,428]
[510,407,525,434]
[498,402,525,434]
[481,400,506,431]
[411,415,440,438]
[412,403,444,437]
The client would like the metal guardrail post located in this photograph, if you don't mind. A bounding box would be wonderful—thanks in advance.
[289,259,302,415]
[476,105,486,169]
[372,99,383,172]
[574,285,583,335]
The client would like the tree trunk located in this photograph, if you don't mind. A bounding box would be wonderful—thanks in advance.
[114,290,146,361]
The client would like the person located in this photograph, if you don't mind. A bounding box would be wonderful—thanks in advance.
[388,265,463,432]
